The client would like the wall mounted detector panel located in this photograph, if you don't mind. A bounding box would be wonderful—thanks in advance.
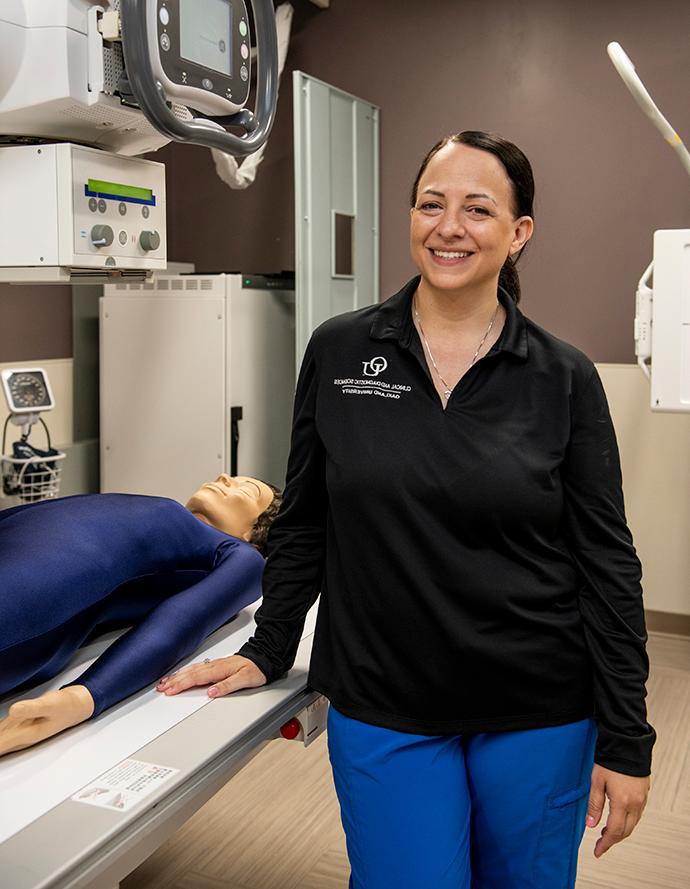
[651,230,690,412]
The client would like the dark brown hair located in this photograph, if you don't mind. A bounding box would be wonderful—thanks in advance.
[248,482,283,556]
[410,131,535,304]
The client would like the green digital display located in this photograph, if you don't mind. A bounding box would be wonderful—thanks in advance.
[86,179,154,203]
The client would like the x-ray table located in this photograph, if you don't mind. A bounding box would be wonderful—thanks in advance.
[0,603,321,888]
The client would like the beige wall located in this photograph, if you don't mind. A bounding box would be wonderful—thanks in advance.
[599,364,690,616]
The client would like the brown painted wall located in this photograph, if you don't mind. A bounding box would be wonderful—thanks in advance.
[3,0,690,364]
[163,0,690,363]
[0,284,72,361]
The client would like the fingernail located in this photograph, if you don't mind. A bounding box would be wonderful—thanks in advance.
[586,815,595,827]
[208,686,218,697]
[159,677,168,685]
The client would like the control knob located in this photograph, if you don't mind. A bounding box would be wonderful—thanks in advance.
[90,224,114,248]
[139,230,161,252]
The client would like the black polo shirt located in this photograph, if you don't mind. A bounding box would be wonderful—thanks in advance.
[239,277,655,776]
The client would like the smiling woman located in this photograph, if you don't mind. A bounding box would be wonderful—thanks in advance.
[158,131,655,889]
[409,130,535,306]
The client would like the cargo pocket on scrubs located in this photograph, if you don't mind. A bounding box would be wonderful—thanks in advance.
[534,778,591,889]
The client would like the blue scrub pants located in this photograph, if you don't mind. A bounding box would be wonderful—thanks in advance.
[327,707,597,889]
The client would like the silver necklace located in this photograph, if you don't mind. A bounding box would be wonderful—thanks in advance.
[413,297,500,401]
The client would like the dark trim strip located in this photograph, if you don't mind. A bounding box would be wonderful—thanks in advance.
[646,610,690,637]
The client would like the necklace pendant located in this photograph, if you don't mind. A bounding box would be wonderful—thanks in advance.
[443,388,452,399]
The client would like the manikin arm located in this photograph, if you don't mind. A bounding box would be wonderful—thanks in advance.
[0,540,264,755]
[72,540,264,715]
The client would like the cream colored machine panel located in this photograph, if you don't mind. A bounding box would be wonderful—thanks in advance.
[0,143,166,279]
[101,274,295,502]
[100,289,226,501]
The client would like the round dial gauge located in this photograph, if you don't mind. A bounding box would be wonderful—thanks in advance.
[3,370,53,412]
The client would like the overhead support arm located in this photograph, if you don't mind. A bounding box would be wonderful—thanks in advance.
[120,0,279,157]
[607,41,690,180]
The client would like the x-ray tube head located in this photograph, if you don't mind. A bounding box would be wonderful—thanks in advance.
[142,0,250,117]
[122,0,279,157]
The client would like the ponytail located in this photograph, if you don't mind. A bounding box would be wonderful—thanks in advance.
[498,255,521,305]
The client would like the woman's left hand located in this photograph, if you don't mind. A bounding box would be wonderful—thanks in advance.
[586,763,650,857]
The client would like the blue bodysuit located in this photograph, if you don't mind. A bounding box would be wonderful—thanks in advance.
[0,494,265,716]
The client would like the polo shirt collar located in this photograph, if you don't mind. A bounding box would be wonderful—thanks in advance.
[369,275,529,360]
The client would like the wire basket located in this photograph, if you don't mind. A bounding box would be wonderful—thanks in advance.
[1,451,66,503]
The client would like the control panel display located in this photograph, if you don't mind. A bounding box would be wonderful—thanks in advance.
[180,0,232,75]
[85,179,156,206]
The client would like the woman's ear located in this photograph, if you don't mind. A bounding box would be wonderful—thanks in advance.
[510,216,534,255]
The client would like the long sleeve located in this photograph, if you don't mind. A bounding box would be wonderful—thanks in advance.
[238,339,328,682]
[71,539,264,715]
[562,368,655,776]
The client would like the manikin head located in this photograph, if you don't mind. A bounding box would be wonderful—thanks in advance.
[186,474,282,555]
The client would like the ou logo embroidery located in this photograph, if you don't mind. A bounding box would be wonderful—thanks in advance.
[362,356,388,377]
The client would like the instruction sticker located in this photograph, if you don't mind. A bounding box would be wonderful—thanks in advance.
[72,758,179,812]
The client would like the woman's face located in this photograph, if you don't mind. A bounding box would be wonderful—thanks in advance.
[186,474,274,540]
[409,142,533,297]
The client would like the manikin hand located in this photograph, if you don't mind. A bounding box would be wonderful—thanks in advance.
[156,654,267,698]
[586,763,650,857]
[0,685,95,756]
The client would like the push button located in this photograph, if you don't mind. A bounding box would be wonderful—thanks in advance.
[239,20,247,37]
[88,197,98,213]
[118,202,127,216]
[159,6,170,25]
[202,78,214,90]
[118,230,128,245]
[240,65,248,82]
[241,44,249,60]
[160,32,170,52]
[97,199,107,213]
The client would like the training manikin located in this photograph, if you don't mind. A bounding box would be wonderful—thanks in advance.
[0,475,276,755]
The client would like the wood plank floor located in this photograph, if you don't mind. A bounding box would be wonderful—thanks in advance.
[123,632,690,889]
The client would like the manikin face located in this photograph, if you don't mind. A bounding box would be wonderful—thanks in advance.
[409,142,533,297]
[186,474,274,541]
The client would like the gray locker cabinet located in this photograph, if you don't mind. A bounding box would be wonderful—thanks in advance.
[294,71,380,369]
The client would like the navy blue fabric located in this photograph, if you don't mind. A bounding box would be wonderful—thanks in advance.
[0,494,265,715]
[327,706,597,889]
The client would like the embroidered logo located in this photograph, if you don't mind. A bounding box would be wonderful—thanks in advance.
[334,357,412,401]
[362,356,388,377]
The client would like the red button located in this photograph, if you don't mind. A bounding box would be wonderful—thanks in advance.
[280,718,302,740]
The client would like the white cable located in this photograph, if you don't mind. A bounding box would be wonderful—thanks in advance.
[607,42,690,180]
[211,3,294,189]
